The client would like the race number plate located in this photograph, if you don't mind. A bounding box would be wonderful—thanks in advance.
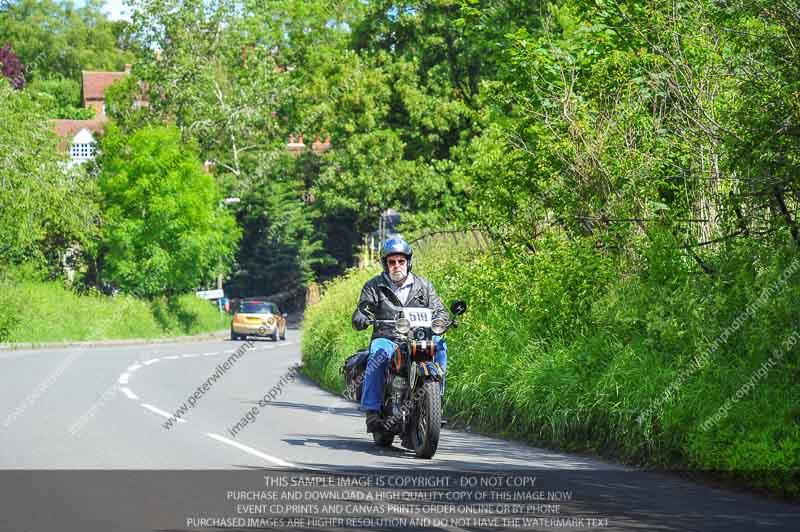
[403,308,432,327]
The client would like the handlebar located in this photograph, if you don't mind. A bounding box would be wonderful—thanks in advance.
[367,318,459,329]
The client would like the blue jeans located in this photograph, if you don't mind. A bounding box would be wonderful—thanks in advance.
[360,336,447,412]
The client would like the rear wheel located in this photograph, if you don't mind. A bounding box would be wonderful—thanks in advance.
[413,381,441,459]
[230,328,240,341]
[372,431,394,447]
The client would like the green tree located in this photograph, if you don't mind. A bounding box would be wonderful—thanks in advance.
[0,0,135,81]
[240,0,364,69]
[229,152,330,296]
[27,75,95,118]
[713,0,800,246]
[0,79,97,269]
[290,0,555,243]
[291,29,477,243]
[96,125,240,296]
[469,0,800,258]
[122,0,362,287]
[125,0,291,181]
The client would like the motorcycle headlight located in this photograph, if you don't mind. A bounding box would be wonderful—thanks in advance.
[431,318,447,335]
[396,318,411,334]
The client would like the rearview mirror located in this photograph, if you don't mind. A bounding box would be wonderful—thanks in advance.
[450,300,467,316]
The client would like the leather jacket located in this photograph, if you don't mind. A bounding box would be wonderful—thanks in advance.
[352,273,449,341]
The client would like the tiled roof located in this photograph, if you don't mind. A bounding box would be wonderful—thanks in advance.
[82,71,128,101]
[52,117,107,149]
[53,117,106,138]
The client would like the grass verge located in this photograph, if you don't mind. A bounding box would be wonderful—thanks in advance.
[0,274,228,344]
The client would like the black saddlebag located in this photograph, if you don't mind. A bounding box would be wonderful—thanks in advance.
[341,349,369,401]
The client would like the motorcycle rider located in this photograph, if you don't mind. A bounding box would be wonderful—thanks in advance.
[351,237,449,433]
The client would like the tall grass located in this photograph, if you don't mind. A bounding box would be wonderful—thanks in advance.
[0,272,229,343]
[301,231,800,497]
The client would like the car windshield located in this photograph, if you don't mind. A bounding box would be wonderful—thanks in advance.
[241,301,278,314]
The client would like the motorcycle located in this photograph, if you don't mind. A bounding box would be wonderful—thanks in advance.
[342,300,467,459]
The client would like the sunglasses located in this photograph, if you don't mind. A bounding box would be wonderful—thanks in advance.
[387,258,407,266]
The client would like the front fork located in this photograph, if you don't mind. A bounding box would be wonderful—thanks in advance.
[383,344,446,430]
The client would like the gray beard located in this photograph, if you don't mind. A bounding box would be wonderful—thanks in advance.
[389,270,406,282]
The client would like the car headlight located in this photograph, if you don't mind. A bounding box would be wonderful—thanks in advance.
[396,318,411,334]
[431,318,447,335]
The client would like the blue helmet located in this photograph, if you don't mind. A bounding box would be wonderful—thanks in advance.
[380,237,413,274]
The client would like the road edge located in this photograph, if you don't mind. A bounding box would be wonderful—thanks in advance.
[0,330,230,351]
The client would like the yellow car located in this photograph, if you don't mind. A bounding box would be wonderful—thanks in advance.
[231,299,287,341]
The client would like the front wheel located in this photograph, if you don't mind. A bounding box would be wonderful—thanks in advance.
[413,380,441,458]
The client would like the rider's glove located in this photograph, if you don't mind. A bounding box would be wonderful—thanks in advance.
[352,310,370,331]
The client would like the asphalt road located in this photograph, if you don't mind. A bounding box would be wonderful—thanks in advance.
[0,330,797,532]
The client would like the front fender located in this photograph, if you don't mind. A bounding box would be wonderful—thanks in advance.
[416,361,444,381]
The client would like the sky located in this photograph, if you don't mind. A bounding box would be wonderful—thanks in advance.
[101,0,131,21]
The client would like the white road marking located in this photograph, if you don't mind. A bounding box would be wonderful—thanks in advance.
[121,387,138,400]
[163,355,180,360]
[126,363,142,372]
[205,432,298,468]
[143,358,160,365]
[142,403,186,423]
[118,372,130,384]
[202,352,217,356]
